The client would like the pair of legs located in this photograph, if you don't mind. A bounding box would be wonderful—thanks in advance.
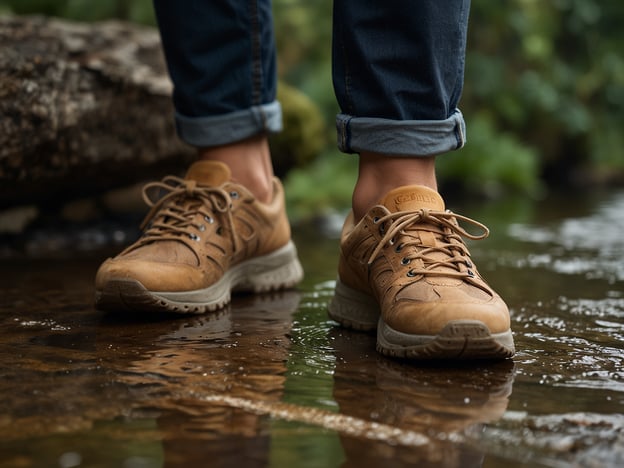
[95,0,514,360]
[152,0,466,217]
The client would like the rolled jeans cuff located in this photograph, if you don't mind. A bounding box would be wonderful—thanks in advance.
[175,101,283,148]
[336,109,466,157]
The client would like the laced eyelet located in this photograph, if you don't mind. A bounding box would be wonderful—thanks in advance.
[373,216,380,224]
[406,269,416,277]
[395,243,404,253]
[216,226,223,235]
[188,233,200,242]
[198,224,206,232]
[230,191,239,199]
[465,260,473,268]
[379,223,386,235]
[388,237,396,246]
[467,269,475,277]
[204,216,214,224]
[401,258,411,265]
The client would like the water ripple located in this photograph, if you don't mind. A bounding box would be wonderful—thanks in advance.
[507,191,624,281]
[479,411,624,467]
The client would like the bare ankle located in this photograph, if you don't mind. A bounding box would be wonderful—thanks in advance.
[197,135,274,203]
[352,152,438,220]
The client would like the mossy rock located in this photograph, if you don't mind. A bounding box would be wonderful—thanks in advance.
[270,82,328,177]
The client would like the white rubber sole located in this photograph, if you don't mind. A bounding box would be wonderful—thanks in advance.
[329,278,515,360]
[377,319,515,360]
[328,277,380,331]
[95,241,304,314]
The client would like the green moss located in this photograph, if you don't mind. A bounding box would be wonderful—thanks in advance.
[270,82,328,177]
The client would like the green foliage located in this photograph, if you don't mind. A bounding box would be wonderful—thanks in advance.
[2,0,62,16]
[273,0,337,122]
[437,116,542,197]
[277,0,624,194]
[465,0,624,180]
[284,149,357,220]
[3,0,623,210]
[0,0,156,24]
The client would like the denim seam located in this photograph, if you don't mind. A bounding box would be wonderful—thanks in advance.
[249,0,262,106]
[334,16,353,115]
[449,0,469,117]
[455,112,466,149]
[344,117,352,152]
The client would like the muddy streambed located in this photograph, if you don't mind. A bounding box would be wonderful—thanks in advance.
[1,189,623,467]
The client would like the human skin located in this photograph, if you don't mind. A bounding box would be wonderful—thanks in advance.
[197,135,439,221]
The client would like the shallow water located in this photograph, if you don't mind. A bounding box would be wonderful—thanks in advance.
[1,189,623,467]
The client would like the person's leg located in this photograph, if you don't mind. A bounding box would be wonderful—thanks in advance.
[153,0,280,202]
[353,155,437,221]
[333,0,468,219]
[95,0,303,314]
[329,0,514,359]
[197,135,274,203]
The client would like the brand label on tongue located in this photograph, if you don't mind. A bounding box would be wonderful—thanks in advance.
[394,192,439,208]
[384,186,444,212]
[185,161,231,186]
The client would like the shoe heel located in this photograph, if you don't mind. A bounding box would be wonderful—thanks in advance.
[238,241,304,292]
[328,278,380,331]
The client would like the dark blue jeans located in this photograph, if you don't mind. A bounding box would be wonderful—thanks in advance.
[153,0,470,157]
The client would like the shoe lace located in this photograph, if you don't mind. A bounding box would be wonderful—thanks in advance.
[130,176,241,253]
[367,209,490,279]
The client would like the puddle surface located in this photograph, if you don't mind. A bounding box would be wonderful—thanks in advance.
[1,189,623,467]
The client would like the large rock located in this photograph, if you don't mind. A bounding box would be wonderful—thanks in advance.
[0,15,192,210]
[0,15,326,212]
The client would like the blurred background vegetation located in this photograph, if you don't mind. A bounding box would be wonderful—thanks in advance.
[1,0,622,219]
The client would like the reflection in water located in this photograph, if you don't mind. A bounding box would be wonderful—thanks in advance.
[1,189,624,466]
[508,190,624,283]
[498,191,624,409]
[330,328,514,467]
[121,292,300,468]
[0,289,302,467]
[0,277,515,468]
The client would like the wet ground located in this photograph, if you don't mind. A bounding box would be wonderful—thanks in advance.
[1,188,623,467]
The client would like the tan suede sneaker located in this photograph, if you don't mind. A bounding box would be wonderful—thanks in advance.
[328,185,514,360]
[95,160,303,314]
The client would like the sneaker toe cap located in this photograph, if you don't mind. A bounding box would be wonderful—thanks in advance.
[386,299,511,336]
[95,258,209,292]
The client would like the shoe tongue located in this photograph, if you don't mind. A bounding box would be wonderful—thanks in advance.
[380,185,445,213]
[380,185,446,252]
[184,160,232,186]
